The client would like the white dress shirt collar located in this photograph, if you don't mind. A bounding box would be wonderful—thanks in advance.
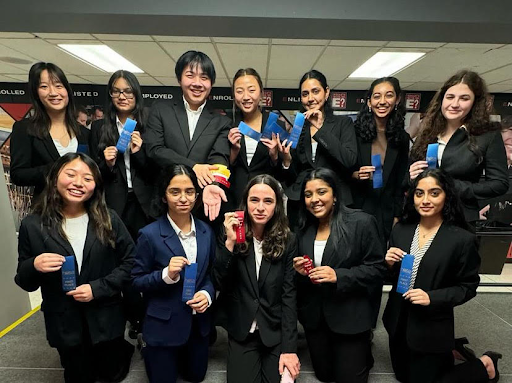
[167,213,196,239]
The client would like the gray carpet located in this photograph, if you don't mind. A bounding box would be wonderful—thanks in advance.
[1,292,511,382]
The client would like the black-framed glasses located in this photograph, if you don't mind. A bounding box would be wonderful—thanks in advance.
[110,88,135,99]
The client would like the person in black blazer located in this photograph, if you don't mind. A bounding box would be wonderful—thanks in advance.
[144,50,231,221]
[226,68,286,211]
[132,164,216,383]
[408,70,508,222]
[213,174,300,383]
[280,70,357,231]
[352,77,410,242]
[10,62,90,200]
[15,152,135,383]
[292,168,386,383]
[383,168,501,383]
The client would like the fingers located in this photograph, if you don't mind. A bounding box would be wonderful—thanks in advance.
[278,358,284,375]
[409,161,428,179]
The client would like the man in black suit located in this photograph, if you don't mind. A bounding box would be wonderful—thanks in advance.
[145,51,231,220]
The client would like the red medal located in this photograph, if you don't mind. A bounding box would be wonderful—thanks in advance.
[234,211,245,243]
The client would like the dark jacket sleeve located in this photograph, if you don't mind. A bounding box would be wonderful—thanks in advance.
[89,121,116,183]
[212,242,239,292]
[131,230,169,293]
[281,234,298,353]
[196,227,216,300]
[144,102,196,168]
[334,214,387,293]
[89,212,135,300]
[428,233,480,308]
[454,131,509,201]
[207,115,231,167]
[9,120,51,188]
[14,216,43,292]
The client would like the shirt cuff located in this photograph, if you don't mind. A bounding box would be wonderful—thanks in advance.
[282,163,290,170]
[162,267,180,284]
[198,290,212,307]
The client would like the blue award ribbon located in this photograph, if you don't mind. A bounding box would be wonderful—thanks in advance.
[396,254,415,294]
[77,144,89,155]
[372,154,383,189]
[426,143,439,169]
[288,112,305,149]
[261,122,289,142]
[238,122,262,141]
[116,118,137,153]
[61,255,76,292]
[182,262,198,302]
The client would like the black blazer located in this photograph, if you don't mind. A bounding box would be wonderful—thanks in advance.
[89,119,155,218]
[296,210,386,335]
[144,97,231,169]
[10,119,90,197]
[212,234,298,353]
[382,222,480,353]
[227,111,285,210]
[14,210,135,348]
[351,132,410,241]
[283,115,357,205]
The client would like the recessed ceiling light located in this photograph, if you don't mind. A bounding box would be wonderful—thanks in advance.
[349,52,425,79]
[57,44,144,73]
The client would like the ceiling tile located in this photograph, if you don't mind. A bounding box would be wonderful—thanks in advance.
[136,76,164,86]
[159,42,223,73]
[155,76,179,86]
[35,33,96,40]
[488,84,512,93]
[386,41,445,48]
[268,45,324,80]
[152,36,211,43]
[443,43,505,49]
[79,75,113,84]
[105,41,174,77]
[0,61,29,75]
[213,37,269,44]
[214,78,232,87]
[93,34,153,41]
[66,75,90,83]
[330,40,387,47]
[215,44,268,80]
[1,74,25,82]
[266,79,300,88]
[272,39,328,46]
[481,64,512,84]
[0,32,34,39]
[404,82,444,91]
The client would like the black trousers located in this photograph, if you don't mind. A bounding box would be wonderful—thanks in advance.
[142,317,209,383]
[389,311,490,383]
[227,331,281,383]
[57,336,134,383]
[304,325,373,383]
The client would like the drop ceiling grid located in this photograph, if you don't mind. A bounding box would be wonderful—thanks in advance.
[267,44,324,80]
[215,43,268,82]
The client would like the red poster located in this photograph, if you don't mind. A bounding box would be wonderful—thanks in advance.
[262,90,273,108]
[405,93,421,111]
[331,92,347,109]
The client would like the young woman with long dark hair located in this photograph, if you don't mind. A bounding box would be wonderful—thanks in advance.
[15,152,135,383]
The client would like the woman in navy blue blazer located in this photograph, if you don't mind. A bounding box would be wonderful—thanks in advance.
[132,164,216,383]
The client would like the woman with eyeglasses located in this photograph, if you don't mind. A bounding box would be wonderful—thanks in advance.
[10,62,90,201]
[132,164,216,383]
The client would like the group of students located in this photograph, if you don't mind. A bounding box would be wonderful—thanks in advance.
[10,49,509,383]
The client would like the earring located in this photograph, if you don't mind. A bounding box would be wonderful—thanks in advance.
[368,106,372,113]
[395,104,398,110]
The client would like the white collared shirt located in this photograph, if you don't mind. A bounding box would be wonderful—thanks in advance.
[249,238,264,333]
[116,116,133,189]
[437,125,467,166]
[161,214,211,309]
[183,96,206,141]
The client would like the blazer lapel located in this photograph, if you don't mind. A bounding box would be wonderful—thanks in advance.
[194,221,208,279]
[303,124,314,166]
[42,136,61,161]
[189,108,213,153]
[360,140,372,167]
[160,218,187,258]
[383,145,398,187]
[47,226,74,256]
[258,256,271,289]
[244,245,259,298]
[320,236,336,266]
[81,219,98,265]
[173,100,191,148]
[301,225,316,258]
[239,136,250,169]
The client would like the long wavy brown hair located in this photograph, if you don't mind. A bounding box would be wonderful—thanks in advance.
[410,70,497,163]
[32,152,116,248]
[236,174,290,261]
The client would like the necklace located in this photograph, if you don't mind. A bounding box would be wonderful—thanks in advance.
[419,224,441,238]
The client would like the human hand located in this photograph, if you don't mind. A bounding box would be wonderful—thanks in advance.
[167,256,190,280]
[279,353,301,379]
[403,288,430,306]
[103,146,118,168]
[409,161,428,180]
[356,166,376,180]
[34,253,65,273]
[309,266,337,283]
[66,284,94,302]
[293,256,309,276]
[130,131,143,154]
[260,132,279,163]
[203,184,227,221]
[186,291,209,313]
[193,164,218,188]
[228,127,242,150]
[277,135,293,167]
[385,247,406,268]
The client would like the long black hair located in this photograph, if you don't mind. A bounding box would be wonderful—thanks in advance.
[297,168,351,250]
[27,62,80,139]
[299,70,333,118]
[401,168,471,231]
[354,76,406,147]
[32,152,115,247]
[98,70,145,151]
[151,164,201,218]
[236,174,290,261]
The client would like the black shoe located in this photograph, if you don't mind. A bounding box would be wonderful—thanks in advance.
[453,337,476,361]
[483,351,502,383]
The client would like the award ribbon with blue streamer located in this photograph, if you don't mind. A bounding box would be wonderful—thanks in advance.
[182,263,198,302]
[396,254,415,294]
[261,122,289,142]
[77,144,89,155]
[238,122,262,141]
[61,255,76,292]
[426,143,439,169]
[372,154,383,189]
[288,113,305,149]
[116,118,137,153]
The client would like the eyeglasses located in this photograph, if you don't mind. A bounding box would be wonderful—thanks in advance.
[166,189,199,201]
[110,88,135,99]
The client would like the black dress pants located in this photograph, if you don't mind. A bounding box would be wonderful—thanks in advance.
[304,324,373,383]
[227,330,281,383]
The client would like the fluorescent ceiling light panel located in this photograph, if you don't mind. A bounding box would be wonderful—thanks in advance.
[349,52,425,79]
[58,44,144,73]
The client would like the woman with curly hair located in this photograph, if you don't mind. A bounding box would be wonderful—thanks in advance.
[408,70,508,221]
[383,169,501,383]
[213,174,300,382]
[351,77,410,242]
